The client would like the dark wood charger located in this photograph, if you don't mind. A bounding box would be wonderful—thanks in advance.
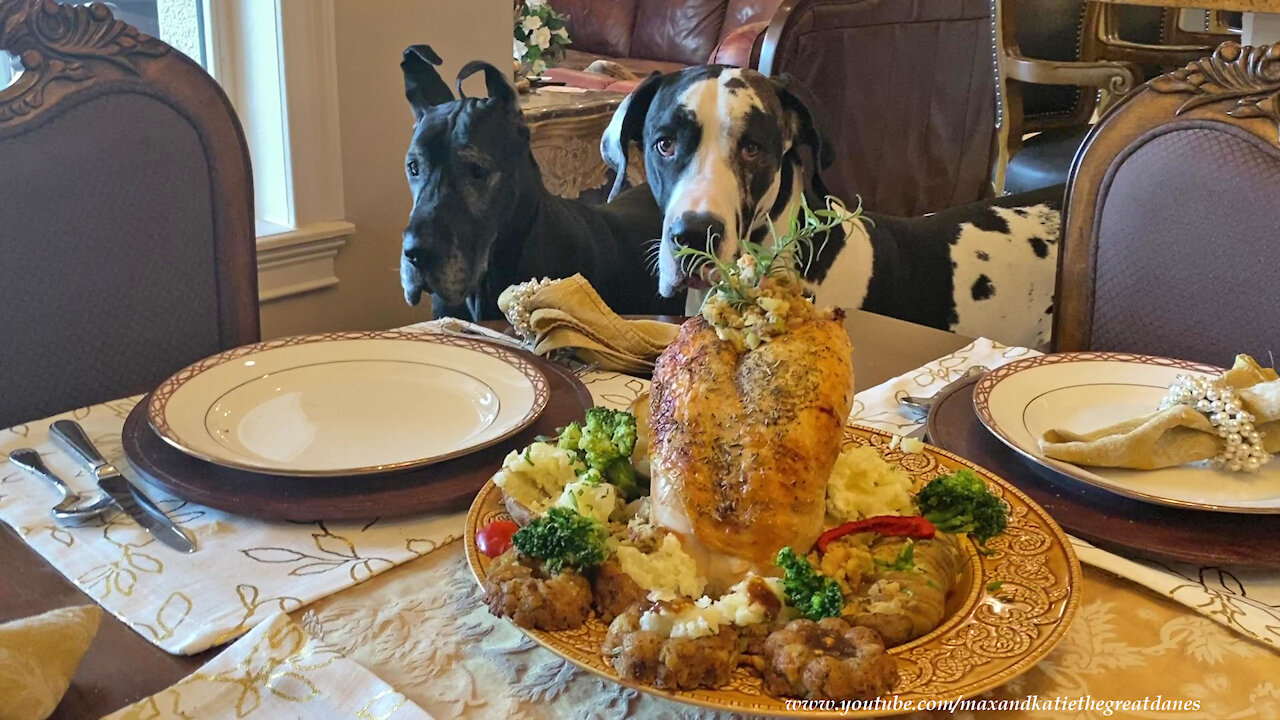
[121,351,593,521]
[927,374,1280,569]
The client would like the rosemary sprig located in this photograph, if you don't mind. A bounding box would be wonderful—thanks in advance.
[673,195,865,309]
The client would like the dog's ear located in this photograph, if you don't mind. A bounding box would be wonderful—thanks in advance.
[773,76,835,196]
[601,72,662,202]
[402,45,453,120]
[455,61,517,107]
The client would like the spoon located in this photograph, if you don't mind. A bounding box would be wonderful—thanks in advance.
[8,448,115,521]
[898,365,989,419]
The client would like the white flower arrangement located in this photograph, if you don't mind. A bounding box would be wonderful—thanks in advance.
[514,0,571,76]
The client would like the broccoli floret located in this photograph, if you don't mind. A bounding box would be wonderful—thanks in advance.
[916,469,1008,543]
[776,547,844,621]
[511,506,609,574]
[557,422,584,453]
[558,407,644,499]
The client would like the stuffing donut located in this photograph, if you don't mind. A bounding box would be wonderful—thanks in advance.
[762,617,897,700]
[592,559,647,623]
[602,603,741,690]
[483,550,592,630]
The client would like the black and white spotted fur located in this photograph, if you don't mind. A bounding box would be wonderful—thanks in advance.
[602,66,1062,348]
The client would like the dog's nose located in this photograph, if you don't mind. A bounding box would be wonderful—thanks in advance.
[669,212,726,252]
[404,246,432,271]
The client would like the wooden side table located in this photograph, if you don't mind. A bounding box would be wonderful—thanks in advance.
[519,89,645,200]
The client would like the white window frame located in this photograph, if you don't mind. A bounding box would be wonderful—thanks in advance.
[205,0,354,302]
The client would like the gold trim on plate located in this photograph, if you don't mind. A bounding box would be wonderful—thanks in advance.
[464,424,1082,718]
[970,352,1280,514]
[147,331,551,477]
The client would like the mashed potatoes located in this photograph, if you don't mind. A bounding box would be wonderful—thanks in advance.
[556,479,618,523]
[615,533,707,602]
[826,446,916,523]
[640,575,785,639]
[492,442,582,513]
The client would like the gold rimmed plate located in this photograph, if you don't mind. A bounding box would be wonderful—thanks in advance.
[148,331,549,477]
[464,424,1081,718]
[973,352,1280,514]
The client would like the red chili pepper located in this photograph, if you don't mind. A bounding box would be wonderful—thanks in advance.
[816,515,936,552]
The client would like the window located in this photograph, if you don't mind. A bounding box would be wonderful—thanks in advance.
[2,1,351,302]
[205,0,353,302]
[1,51,15,90]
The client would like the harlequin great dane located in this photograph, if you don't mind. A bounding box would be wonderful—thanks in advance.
[602,65,1062,348]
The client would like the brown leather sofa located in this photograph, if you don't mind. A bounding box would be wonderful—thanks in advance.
[542,0,784,91]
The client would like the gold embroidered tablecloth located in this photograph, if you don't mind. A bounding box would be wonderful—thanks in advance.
[296,541,1280,720]
[104,612,434,719]
[9,327,1278,717]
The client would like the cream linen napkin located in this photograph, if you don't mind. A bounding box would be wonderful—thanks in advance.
[0,605,100,720]
[853,339,1280,650]
[497,274,679,373]
[103,612,433,719]
[1040,355,1280,469]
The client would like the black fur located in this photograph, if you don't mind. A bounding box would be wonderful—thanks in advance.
[399,47,683,321]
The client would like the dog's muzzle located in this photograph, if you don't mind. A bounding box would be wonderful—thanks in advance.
[658,211,726,297]
[401,231,435,306]
[669,211,726,254]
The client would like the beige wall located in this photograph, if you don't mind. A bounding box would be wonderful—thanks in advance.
[260,0,509,338]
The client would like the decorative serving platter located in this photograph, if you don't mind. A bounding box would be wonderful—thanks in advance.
[465,424,1081,718]
[973,352,1280,513]
[147,331,549,477]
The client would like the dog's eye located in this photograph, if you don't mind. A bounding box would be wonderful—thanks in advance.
[469,163,492,181]
[654,137,676,158]
[407,160,420,177]
[741,141,761,161]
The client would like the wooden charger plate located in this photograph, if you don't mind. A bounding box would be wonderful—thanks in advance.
[121,348,592,521]
[926,374,1280,569]
[465,425,1081,718]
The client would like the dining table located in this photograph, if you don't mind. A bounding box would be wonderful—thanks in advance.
[4,309,1278,719]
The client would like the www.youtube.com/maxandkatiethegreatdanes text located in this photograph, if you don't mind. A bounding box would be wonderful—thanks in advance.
[783,695,1202,715]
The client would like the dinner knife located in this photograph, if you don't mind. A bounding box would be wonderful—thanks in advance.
[50,419,196,553]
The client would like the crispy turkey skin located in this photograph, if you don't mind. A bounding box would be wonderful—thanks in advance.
[649,314,854,575]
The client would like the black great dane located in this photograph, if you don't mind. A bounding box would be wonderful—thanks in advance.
[398,46,684,321]
[602,66,1062,348]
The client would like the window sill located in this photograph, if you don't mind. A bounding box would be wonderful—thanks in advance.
[256,220,354,302]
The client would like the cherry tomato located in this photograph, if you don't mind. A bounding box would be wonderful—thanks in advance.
[477,520,520,558]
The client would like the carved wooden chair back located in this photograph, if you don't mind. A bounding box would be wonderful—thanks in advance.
[1084,4,1229,85]
[0,1,258,428]
[1054,41,1280,366]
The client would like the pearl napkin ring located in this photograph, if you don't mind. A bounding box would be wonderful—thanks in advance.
[1160,374,1271,472]
[502,277,553,342]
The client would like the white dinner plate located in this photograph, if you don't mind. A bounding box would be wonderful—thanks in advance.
[973,352,1280,513]
[147,331,549,476]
